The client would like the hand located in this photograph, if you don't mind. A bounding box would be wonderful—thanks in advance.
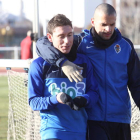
[72,96,87,111]
[57,92,73,108]
[62,60,83,83]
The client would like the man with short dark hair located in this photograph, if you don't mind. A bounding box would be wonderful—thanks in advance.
[28,14,98,140]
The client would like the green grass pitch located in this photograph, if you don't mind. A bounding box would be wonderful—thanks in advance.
[0,76,9,140]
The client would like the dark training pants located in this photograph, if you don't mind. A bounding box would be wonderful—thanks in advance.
[87,120,131,140]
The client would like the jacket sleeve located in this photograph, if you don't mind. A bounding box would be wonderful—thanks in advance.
[81,56,99,108]
[36,35,82,67]
[28,58,59,111]
[127,40,140,109]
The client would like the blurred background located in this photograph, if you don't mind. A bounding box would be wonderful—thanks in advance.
[0,0,140,60]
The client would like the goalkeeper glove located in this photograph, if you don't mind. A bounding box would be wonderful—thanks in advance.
[62,60,83,83]
[57,92,73,108]
[73,96,87,111]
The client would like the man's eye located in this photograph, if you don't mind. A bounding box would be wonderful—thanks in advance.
[59,36,64,38]
[102,24,106,26]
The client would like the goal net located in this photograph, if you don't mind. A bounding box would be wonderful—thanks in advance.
[5,59,140,140]
[5,59,41,140]
[130,95,140,140]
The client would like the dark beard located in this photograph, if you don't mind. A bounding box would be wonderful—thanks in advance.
[91,27,117,49]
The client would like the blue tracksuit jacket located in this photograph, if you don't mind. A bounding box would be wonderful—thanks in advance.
[77,28,140,123]
[36,28,140,124]
[28,54,98,140]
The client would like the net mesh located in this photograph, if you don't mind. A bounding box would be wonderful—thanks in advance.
[7,70,140,140]
[130,95,140,140]
[7,70,41,140]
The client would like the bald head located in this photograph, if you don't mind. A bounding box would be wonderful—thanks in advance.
[94,3,116,18]
[91,3,116,40]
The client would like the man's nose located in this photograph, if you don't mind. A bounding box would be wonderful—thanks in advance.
[105,26,111,32]
[64,37,69,43]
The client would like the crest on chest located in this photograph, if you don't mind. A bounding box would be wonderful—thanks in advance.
[114,44,121,54]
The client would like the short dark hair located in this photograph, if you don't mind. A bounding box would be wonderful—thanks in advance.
[47,14,73,34]
[94,3,116,17]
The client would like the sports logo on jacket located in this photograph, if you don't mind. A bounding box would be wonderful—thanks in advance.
[86,46,94,49]
[50,82,85,99]
[114,44,121,54]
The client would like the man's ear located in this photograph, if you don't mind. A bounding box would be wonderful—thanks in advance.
[47,33,53,42]
[91,18,94,26]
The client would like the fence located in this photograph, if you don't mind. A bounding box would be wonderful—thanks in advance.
[0,45,140,60]
[0,47,20,59]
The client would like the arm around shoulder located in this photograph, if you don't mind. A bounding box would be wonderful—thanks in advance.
[36,36,67,67]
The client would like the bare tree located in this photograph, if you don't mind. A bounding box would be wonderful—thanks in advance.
[120,0,140,44]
